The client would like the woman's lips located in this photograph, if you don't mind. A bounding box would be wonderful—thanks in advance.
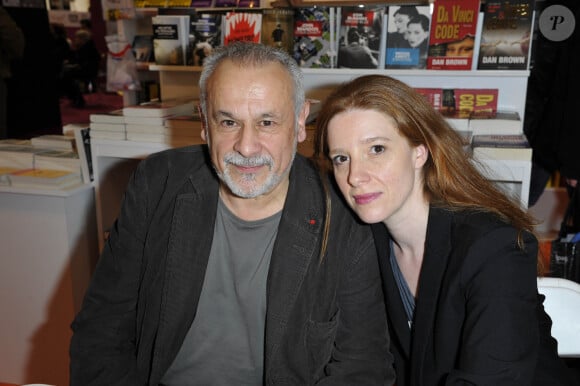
[353,192,381,205]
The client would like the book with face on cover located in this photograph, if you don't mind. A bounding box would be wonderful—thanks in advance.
[427,0,481,70]
[385,5,431,69]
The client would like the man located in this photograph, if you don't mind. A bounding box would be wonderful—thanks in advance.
[70,42,395,385]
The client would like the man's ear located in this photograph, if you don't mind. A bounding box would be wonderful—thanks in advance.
[297,101,310,143]
[197,104,208,142]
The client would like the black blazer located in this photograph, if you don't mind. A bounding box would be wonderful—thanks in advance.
[70,145,395,385]
[373,206,575,386]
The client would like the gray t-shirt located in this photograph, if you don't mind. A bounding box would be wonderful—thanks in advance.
[160,198,282,385]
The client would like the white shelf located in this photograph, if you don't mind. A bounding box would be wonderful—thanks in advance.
[0,184,98,384]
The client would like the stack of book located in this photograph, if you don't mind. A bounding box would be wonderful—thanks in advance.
[89,109,127,140]
[30,134,76,151]
[123,98,201,145]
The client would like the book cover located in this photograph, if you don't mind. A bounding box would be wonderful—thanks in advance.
[477,0,534,70]
[336,6,384,69]
[262,8,295,56]
[415,87,498,118]
[74,127,93,183]
[223,11,262,45]
[468,110,522,135]
[293,7,333,69]
[427,0,481,70]
[472,133,529,147]
[152,15,190,66]
[132,35,154,63]
[122,98,196,118]
[101,0,136,21]
[385,5,431,69]
[190,12,223,66]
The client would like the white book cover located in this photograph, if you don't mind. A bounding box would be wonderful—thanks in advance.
[152,15,190,66]
[385,5,431,69]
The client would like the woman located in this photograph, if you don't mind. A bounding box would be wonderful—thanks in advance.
[314,74,575,385]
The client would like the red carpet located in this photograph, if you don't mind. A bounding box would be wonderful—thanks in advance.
[60,92,124,127]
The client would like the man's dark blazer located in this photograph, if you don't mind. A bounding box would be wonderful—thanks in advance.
[70,145,395,385]
[372,206,575,385]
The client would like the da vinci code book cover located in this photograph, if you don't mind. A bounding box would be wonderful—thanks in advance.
[427,0,481,70]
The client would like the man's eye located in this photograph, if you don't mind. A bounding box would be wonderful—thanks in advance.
[261,120,273,127]
[370,145,385,155]
[331,155,348,165]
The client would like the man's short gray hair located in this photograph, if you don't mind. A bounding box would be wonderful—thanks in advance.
[198,42,305,123]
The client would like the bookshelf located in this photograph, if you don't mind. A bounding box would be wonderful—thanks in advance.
[91,66,533,249]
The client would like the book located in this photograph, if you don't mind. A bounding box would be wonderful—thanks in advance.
[122,98,196,118]
[30,134,76,151]
[190,12,223,66]
[132,35,154,63]
[74,127,93,183]
[385,5,431,69]
[223,11,263,45]
[336,6,385,69]
[477,0,534,70]
[471,133,529,148]
[89,130,127,140]
[415,87,498,119]
[427,0,481,70]
[293,7,334,69]
[468,110,522,135]
[0,146,37,169]
[101,0,136,21]
[262,8,295,56]
[34,149,81,175]
[90,122,127,132]
[471,133,531,164]
[90,109,125,124]
[152,15,190,66]
[123,115,173,126]
[8,168,83,190]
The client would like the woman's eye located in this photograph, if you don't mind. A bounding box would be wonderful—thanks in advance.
[370,145,385,155]
[331,155,348,165]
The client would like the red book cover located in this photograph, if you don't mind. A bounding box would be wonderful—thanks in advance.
[415,87,498,118]
[223,11,262,45]
[427,0,481,70]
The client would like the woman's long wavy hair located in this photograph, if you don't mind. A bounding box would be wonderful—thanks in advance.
[313,74,537,247]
